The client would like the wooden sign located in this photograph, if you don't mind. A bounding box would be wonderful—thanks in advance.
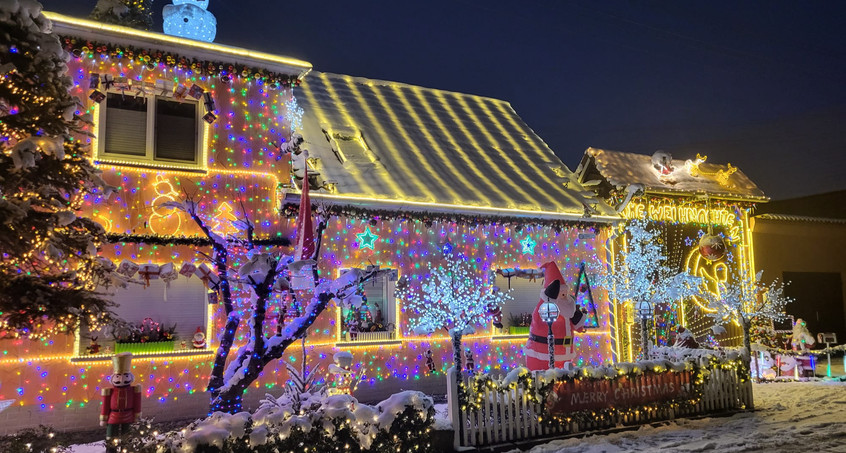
[547,370,691,414]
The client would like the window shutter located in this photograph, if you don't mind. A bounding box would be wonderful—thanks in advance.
[104,93,147,156]
[155,98,197,162]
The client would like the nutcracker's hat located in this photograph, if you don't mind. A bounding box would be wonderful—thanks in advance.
[112,352,133,374]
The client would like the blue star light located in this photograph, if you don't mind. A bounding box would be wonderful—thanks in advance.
[356,226,379,250]
[520,236,537,254]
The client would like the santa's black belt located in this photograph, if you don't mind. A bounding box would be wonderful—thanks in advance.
[529,334,571,345]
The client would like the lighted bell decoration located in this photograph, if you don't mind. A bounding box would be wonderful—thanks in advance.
[163,0,217,43]
[698,233,726,261]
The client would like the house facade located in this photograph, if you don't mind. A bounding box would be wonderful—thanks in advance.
[576,148,769,360]
[0,14,620,432]
[752,191,846,342]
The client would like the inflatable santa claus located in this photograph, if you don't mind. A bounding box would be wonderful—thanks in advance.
[525,261,588,370]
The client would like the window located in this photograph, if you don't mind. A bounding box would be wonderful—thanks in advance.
[98,91,203,169]
[338,268,399,343]
[77,277,211,357]
[494,276,544,335]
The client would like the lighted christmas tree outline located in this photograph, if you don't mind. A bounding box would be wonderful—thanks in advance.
[210,201,239,237]
[572,262,600,328]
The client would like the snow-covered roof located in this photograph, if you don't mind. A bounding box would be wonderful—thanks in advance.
[296,72,617,220]
[44,12,311,77]
[579,147,767,201]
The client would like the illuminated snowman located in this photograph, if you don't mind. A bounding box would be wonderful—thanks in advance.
[163,0,216,42]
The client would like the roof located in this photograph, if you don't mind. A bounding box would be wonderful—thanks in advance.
[578,147,768,201]
[296,72,617,220]
[44,12,311,77]
[754,190,846,219]
[755,214,846,225]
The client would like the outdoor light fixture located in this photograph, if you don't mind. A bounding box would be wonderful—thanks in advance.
[539,301,560,369]
[637,301,653,358]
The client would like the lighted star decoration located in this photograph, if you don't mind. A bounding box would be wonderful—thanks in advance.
[520,236,537,254]
[356,226,379,250]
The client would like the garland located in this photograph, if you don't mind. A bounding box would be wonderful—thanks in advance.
[752,343,846,357]
[458,356,748,428]
[282,203,603,231]
[105,233,291,247]
[60,37,301,88]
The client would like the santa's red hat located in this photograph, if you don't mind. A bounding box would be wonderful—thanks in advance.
[541,261,566,289]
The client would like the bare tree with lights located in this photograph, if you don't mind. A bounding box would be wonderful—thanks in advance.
[396,249,512,383]
[161,173,387,413]
[0,1,116,340]
[594,219,702,357]
[702,268,792,362]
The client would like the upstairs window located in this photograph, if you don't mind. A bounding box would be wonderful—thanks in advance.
[98,92,203,170]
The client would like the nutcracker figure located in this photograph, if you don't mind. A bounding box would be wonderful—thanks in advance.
[425,349,436,373]
[101,352,142,453]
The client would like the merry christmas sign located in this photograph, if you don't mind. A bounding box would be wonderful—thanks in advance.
[546,371,692,414]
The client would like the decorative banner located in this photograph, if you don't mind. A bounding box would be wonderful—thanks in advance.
[547,371,691,414]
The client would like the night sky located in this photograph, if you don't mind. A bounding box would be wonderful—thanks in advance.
[41,0,846,200]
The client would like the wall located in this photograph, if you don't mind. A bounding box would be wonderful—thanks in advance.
[751,217,846,338]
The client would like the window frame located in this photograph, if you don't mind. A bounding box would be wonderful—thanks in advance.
[335,267,400,345]
[96,89,205,170]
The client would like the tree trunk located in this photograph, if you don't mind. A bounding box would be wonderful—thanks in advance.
[210,293,334,414]
[206,247,237,398]
[451,330,463,384]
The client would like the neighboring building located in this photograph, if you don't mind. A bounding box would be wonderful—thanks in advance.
[576,147,769,360]
[0,13,619,432]
[752,190,846,342]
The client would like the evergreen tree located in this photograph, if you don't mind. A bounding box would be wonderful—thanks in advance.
[0,0,114,339]
[90,0,154,31]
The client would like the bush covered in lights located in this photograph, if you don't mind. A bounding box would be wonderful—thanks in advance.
[139,391,435,453]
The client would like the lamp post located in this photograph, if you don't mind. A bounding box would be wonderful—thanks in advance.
[539,301,560,369]
[637,301,653,359]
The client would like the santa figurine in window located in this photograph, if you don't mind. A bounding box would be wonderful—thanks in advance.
[192,327,206,348]
[101,352,141,453]
[525,261,588,371]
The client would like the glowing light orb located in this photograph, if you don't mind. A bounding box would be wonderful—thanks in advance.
[698,234,726,261]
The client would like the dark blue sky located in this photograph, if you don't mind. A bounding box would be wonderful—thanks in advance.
[43,0,846,200]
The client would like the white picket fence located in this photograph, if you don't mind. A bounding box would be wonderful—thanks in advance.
[447,360,753,449]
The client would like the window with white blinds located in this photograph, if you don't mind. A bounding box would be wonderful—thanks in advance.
[155,98,197,162]
[104,93,147,156]
[98,91,202,168]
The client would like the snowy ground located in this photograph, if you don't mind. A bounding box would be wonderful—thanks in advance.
[514,379,846,453]
[71,378,846,452]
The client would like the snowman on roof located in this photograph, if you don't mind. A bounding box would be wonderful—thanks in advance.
[163,0,217,43]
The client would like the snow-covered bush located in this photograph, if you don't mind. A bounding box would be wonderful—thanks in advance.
[144,390,435,453]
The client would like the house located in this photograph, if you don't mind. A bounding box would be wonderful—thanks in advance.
[0,13,619,433]
[752,190,846,342]
[576,147,769,360]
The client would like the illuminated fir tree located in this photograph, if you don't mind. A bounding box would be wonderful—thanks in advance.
[90,0,154,30]
[0,1,115,339]
[396,249,512,382]
[594,219,702,357]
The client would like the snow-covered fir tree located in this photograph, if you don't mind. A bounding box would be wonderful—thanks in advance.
[396,249,512,382]
[0,0,114,339]
[89,0,154,30]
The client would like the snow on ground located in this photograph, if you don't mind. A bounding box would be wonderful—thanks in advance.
[71,379,846,452]
[515,380,846,453]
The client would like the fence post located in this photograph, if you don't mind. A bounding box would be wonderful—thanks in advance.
[446,367,463,449]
